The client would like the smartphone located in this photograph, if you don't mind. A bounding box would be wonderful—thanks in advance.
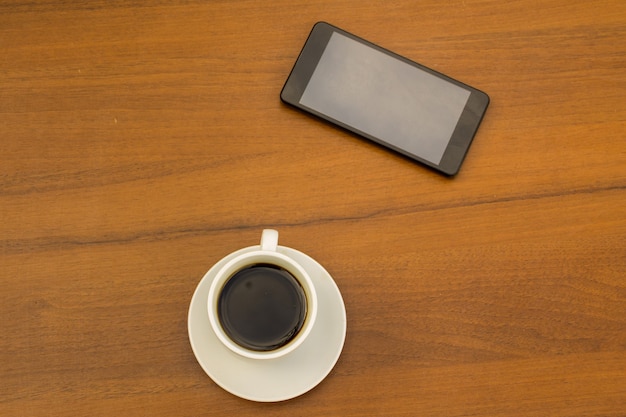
[281,22,490,175]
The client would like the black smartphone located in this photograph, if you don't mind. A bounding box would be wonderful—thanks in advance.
[281,22,490,175]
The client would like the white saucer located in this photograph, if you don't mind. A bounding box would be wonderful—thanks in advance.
[188,245,347,402]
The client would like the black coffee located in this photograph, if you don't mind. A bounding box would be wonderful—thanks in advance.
[217,264,307,351]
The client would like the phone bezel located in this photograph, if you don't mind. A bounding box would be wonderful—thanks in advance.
[280,22,490,176]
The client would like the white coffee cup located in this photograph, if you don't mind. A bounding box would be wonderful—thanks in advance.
[207,229,318,360]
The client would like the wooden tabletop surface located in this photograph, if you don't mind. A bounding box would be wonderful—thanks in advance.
[2,1,625,415]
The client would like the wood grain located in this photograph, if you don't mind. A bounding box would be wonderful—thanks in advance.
[1,1,625,416]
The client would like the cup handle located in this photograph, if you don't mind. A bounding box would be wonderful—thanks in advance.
[260,229,279,251]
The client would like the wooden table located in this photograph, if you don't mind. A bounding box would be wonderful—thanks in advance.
[2,1,625,415]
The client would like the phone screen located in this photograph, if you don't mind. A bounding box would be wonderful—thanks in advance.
[299,32,471,165]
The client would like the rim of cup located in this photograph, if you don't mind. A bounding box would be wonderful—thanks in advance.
[207,249,318,360]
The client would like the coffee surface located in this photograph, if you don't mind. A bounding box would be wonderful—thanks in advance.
[218,264,307,351]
